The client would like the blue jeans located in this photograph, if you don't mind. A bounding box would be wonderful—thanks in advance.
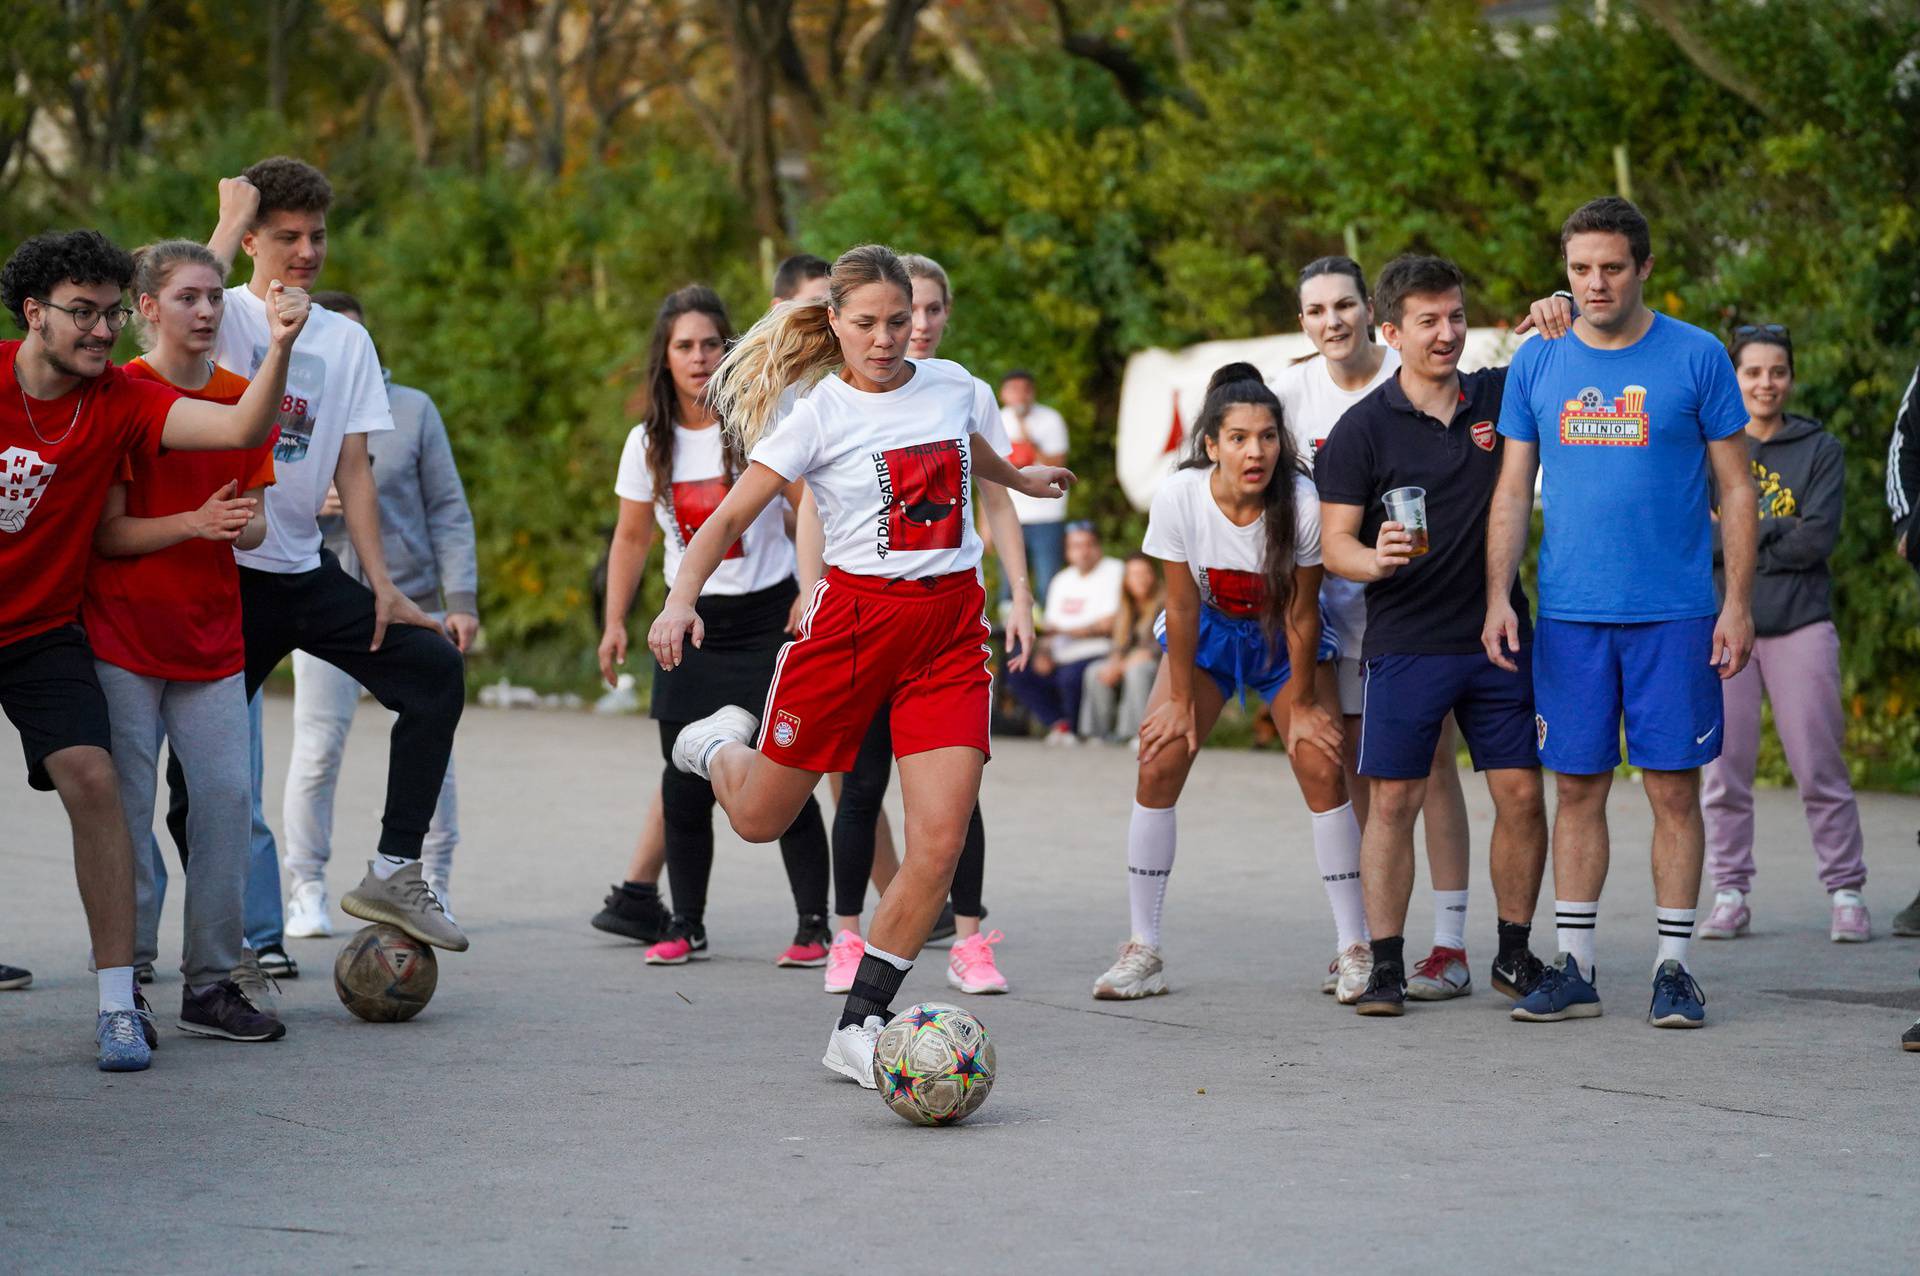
[145,689,283,953]
[999,520,1066,602]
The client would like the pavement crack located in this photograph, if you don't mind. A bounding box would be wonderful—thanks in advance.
[1002,995,1205,1030]
[1578,1084,1802,1121]
[231,1224,350,1237]
[255,1109,354,1137]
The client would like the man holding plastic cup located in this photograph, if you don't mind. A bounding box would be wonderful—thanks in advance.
[1316,254,1548,1017]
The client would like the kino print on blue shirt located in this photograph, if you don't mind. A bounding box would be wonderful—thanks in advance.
[1497,312,1748,623]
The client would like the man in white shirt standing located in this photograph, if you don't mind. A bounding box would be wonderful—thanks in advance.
[1005,521,1123,743]
[998,369,1071,598]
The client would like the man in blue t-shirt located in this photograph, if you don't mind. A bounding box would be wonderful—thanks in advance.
[1483,196,1757,1030]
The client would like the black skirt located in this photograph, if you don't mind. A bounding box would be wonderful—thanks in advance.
[650,576,800,724]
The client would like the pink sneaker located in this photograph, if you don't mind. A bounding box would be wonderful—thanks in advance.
[946,929,1009,994]
[1830,891,1871,943]
[776,917,831,968]
[644,926,709,965]
[824,929,864,994]
[1698,889,1750,940]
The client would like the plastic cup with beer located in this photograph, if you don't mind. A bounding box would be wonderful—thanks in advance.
[1383,486,1429,557]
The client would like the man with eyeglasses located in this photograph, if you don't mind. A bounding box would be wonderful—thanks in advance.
[1484,196,1757,1030]
[0,228,308,1070]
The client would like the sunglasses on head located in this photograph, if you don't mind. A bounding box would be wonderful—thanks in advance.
[1734,323,1790,341]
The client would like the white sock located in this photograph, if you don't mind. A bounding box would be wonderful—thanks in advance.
[1655,907,1696,971]
[1433,889,1469,952]
[98,966,135,1014]
[1555,900,1598,978]
[1310,802,1367,950]
[372,853,413,881]
[865,943,913,973]
[1127,802,1177,949]
[1832,888,1863,907]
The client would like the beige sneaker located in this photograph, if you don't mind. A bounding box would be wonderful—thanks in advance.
[1333,942,1373,1004]
[1092,938,1167,1000]
[341,860,470,951]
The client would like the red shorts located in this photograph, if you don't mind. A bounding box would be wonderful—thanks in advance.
[758,567,993,773]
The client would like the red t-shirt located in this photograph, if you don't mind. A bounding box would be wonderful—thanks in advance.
[83,359,276,680]
[0,341,175,648]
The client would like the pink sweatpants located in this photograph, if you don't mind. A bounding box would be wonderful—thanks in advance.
[1701,620,1867,894]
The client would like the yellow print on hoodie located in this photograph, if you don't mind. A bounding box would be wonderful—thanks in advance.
[1752,458,1797,520]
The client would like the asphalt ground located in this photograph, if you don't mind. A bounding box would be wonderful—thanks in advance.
[4,697,1918,1272]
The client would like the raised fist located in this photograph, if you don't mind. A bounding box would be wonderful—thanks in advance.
[218,175,261,228]
[267,280,310,344]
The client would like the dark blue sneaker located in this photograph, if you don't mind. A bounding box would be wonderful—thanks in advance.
[1510,954,1602,1022]
[96,1010,153,1072]
[1648,959,1706,1029]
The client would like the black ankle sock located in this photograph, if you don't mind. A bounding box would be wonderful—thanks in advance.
[1370,935,1405,971]
[838,952,910,1029]
[1496,919,1532,963]
[621,881,659,899]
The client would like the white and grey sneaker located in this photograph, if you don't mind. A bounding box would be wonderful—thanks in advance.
[670,706,760,780]
[1092,939,1167,1000]
[1333,942,1373,1005]
[823,1015,883,1088]
[1406,945,1472,1000]
[284,879,332,939]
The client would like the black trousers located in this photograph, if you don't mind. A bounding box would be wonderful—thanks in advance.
[658,720,829,924]
[830,704,985,919]
[167,551,465,861]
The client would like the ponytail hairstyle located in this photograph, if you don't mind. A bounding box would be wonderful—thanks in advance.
[1179,362,1306,645]
[129,239,225,352]
[710,243,912,452]
[642,284,736,500]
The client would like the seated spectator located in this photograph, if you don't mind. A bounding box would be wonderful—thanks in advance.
[1081,552,1163,744]
[1006,522,1122,744]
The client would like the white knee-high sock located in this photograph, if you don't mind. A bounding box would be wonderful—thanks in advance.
[1310,802,1367,950]
[1433,889,1469,952]
[1127,802,1177,949]
[1655,908,1696,972]
[1555,900,1599,978]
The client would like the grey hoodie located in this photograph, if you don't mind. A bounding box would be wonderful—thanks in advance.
[320,377,479,616]
[1715,413,1843,637]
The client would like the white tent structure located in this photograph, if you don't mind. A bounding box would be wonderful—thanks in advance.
[1114,327,1531,511]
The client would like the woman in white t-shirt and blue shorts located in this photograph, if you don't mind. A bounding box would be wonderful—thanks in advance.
[646,246,1071,1089]
[596,285,834,969]
[1091,364,1359,1001]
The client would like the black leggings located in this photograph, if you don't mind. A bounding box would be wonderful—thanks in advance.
[167,551,465,861]
[659,720,829,925]
[830,704,985,919]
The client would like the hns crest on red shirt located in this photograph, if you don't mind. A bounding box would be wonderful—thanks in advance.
[0,446,56,533]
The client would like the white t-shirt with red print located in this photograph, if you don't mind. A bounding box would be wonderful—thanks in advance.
[1140,466,1322,620]
[750,358,1000,580]
[615,421,794,595]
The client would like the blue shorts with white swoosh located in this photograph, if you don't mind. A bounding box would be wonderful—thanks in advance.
[1531,615,1724,773]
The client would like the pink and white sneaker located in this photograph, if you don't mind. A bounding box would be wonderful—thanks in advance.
[1830,890,1871,943]
[946,929,1009,994]
[644,925,709,965]
[1698,889,1750,940]
[776,916,831,968]
[824,929,864,994]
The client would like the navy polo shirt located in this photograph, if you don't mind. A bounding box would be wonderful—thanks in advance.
[1312,365,1531,659]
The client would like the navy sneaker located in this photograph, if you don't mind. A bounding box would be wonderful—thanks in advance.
[1510,954,1602,1022]
[1354,962,1407,1017]
[0,962,32,990]
[1648,959,1706,1029]
[96,1010,152,1072]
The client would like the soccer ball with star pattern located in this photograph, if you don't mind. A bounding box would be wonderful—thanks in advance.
[871,1002,997,1126]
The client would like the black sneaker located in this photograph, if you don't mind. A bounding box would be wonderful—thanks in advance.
[1491,947,1548,1001]
[134,961,156,985]
[133,988,160,1049]
[0,962,30,990]
[255,943,299,979]
[776,914,832,968]
[924,902,959,949]
[591,884,671,943]
[1892,888,1920,938]
[1904,1018,1920,1052]
[644,917,708,965]
[179,980,287,1042]
[1354,962,1407,1017]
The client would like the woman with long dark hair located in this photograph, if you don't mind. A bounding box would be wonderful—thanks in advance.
[596,284,833,967]
[1091,363,1354,1000]
[645,245,1069,1087]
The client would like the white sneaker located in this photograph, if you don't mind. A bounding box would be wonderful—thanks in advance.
[1092,938,1167,1000]
[1333,942,1372,1005]
[1406,945,1472,1000]
[431,882,458,930]
[1321,953,1339,995]
[284,880,333,939]
[822,1015,883,1088]
[670,706,760,779]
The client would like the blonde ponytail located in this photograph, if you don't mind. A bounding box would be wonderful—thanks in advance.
[710,243,913,453]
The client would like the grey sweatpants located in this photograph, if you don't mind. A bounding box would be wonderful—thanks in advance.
[97,662,251,986]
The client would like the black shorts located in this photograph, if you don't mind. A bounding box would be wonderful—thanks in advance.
[649,577,798,724]
[0,624,112,791]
